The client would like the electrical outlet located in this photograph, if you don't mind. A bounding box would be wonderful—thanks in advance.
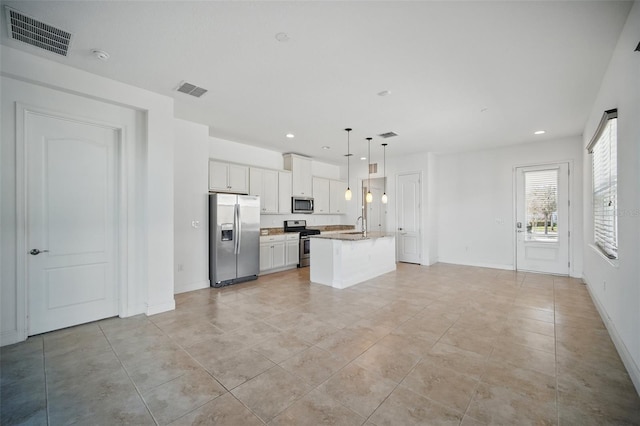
[191,220,200,229]
[177,264,184,272]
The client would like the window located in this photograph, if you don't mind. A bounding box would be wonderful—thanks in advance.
[524,169,559,242]
[587,109,618,259]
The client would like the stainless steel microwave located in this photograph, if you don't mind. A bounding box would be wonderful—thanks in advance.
[292,196,314,214]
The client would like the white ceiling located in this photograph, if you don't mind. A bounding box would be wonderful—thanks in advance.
[0,1,632,163]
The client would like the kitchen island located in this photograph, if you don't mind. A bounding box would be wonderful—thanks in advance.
[310,232,396,289]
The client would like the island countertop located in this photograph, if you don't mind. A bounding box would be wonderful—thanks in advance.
[311,231,394,241]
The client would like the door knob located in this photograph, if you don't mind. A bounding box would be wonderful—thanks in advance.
[30,249,49,255]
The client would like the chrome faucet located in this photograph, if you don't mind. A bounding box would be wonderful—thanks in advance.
[356,216,366,234]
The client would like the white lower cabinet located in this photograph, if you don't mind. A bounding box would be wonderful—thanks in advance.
[260,235,286,273]
[260,234,299,274]
[285,234,299,266]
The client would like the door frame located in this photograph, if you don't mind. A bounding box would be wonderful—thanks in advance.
[512,160,573,275]
[395,171,422,264]
[15,103,129,340]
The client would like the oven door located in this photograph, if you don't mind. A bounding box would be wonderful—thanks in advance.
[299,236,311,267]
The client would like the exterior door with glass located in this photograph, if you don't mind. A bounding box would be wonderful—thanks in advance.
[515,163,569,275]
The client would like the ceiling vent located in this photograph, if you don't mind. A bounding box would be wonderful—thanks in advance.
[176,81,208,98]
[378,131,398,139]
[5,7,72,56]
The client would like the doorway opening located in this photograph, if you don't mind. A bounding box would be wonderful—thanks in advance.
[361,177,387,233]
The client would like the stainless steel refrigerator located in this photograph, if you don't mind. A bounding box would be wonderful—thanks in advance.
[209,193,260,287]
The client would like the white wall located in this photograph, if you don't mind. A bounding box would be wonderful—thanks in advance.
[436,137,584,274]
[581,1,640,394]
[1,47,175,345]
[174,119,210,294]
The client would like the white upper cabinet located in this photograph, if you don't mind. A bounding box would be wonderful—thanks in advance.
[312,177,330,214]
[278,171,292,214]
[249,168,278,213]
[228,164,249,193]
[329,179,347,214]
[283,154,313,197]
[209,160,249,194]
[311,177,346,214]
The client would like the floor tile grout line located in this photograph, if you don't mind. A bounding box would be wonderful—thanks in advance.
[165,319,278,424]
[553,278,560,426]
[99,322,161,426]
[42,336,50,426]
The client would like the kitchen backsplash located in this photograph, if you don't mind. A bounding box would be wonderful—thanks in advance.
[259,213,347,229]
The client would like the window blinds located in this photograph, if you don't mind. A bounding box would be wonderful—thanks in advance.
[524,169,559,239]
[587,109,618,259]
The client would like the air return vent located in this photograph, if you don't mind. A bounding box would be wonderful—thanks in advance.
[378,132,398,139]
[5,7,72,56]
[369,163,378,174]
[176,81,208,98]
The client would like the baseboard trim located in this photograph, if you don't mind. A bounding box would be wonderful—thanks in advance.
[146,299,176,316]
[0,329,24,347]
[436,259,514,271]
[583,274,640,397]
[174,279,209,294]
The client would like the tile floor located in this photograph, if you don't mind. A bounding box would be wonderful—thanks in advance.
[2,263,639,425]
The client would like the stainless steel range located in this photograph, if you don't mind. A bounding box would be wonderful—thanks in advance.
[284,220,320,268]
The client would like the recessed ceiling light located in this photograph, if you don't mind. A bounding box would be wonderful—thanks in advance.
[360,157,367,161]
[322,146,330,150]
[275,32,290,42]
[377,90,391,97]
[286,133,295,138]
[534,130,546,135]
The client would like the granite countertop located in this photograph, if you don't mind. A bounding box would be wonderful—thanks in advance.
[260,224,355,236]
[310,231,394,241]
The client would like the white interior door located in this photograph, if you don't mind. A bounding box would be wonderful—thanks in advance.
[27,112,119,335]
[397,173,421,264]
[515,163,569,275]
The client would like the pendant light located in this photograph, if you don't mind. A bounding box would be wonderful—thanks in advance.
[381,143,388,204]
[344,128,353,201]
[365,137,373,203]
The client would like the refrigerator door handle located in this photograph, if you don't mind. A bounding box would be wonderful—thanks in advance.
[235,203,242,254]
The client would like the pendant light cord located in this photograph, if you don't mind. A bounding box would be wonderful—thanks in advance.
[367,137,372,198]
[383,143,387,193]
[347,129,350,185]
